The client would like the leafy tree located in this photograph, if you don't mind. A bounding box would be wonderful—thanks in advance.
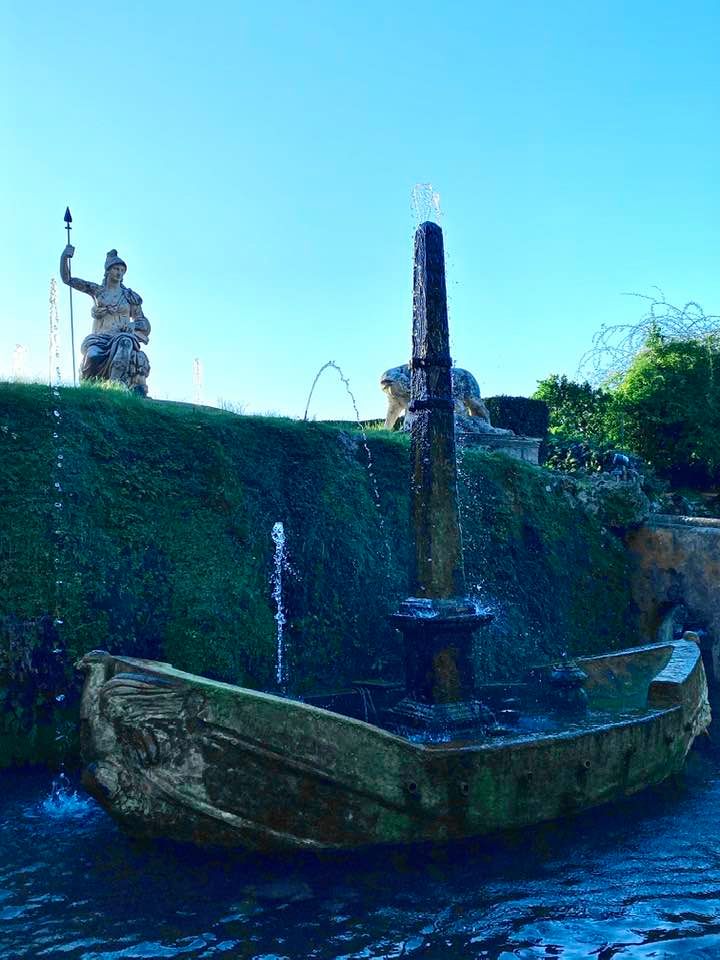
[533,374,612,440]
[578,292,720,384]
[609,336,720,485]
[538,309,720,486]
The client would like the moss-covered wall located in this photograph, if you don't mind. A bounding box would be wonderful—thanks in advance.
[0,382,639,766]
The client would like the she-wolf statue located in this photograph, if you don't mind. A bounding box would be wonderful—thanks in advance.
[380,364,488,430]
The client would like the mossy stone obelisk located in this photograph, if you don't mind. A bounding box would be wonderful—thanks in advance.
[389,221,491,735]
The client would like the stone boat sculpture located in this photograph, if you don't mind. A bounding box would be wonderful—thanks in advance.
[77,640,709,851]
[77,223,710,850]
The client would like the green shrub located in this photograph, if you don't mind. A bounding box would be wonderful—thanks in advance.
[533,375,612,441]
[610,337,720,486]
[484,396,549,437]
[541,437,616,473]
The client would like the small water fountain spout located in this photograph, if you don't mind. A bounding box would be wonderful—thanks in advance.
[388,221,493,738]
[548,653,589,715]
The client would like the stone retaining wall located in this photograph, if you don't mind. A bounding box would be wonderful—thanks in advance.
[627,516,720,684]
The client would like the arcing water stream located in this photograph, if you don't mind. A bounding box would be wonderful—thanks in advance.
[303,360,390,566]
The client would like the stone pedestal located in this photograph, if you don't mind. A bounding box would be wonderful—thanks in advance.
[388,597,493,735]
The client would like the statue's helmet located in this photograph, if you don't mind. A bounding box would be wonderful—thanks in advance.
[104,249,127,273]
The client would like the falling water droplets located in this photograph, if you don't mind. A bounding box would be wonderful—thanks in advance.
[270,522,289,692]
[303,361,392,568]
[45,277,73,779]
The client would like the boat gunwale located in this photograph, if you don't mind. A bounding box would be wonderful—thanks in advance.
[83,639,702,756]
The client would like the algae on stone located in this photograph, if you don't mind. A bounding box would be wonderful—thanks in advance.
[0,382,639,765]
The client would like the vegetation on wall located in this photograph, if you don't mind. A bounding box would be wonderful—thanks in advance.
[457,451,634,679]
[533,375,611,443]
[533,374,617,473]
[535,335,720,487]
[484,395,549,439]
[533,292,720,488]
[0,381,638,766]
[612,336,720,486]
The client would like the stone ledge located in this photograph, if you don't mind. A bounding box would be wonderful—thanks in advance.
[647,514,720,529]
[457,433,541,465]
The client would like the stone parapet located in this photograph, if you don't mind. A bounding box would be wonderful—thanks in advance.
[457,433,541,465]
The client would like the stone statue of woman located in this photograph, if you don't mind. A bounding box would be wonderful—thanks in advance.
[60,245,151,396]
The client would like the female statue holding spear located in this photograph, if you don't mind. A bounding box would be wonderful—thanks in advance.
[60,244,151,396]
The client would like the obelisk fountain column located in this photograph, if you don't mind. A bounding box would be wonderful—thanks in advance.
[389,221,492,736]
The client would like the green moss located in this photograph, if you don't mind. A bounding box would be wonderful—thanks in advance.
[457,450,635,678]
[0,383,638,765]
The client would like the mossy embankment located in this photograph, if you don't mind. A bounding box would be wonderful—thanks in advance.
[0,382,639,766]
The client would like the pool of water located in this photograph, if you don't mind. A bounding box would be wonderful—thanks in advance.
[2,742,720,960]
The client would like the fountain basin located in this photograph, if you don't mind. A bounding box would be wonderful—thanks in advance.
[76,639,710,851]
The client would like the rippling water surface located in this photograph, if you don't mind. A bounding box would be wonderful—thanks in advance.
[3,744,720,960]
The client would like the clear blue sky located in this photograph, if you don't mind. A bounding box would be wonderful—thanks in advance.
[3,1,720,419]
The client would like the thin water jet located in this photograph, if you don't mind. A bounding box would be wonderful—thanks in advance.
[304,359,390,564]
[271,521,288,692]
[48,278,73,773]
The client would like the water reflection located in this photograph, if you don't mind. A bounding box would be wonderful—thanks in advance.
[1,743,720,958]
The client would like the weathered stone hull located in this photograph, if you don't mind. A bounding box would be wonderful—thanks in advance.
[77,641,710,852]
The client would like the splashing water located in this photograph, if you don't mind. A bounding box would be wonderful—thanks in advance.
[410,184,460,374]
[271,522,288,691]
[455,435,492,602]
[8,750,720,959]
[411,182,442,226]
[39,771,94,819]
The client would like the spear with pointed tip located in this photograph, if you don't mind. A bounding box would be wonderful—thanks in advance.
[63,207,77,385]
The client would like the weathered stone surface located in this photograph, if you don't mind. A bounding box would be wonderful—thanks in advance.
[457,431,541,464]
[380,363,512,435]
[60,245,151,396]
[76,641,710,850]
[387,221,493,735]
[550,473,651,530]
[627,516,720,683]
